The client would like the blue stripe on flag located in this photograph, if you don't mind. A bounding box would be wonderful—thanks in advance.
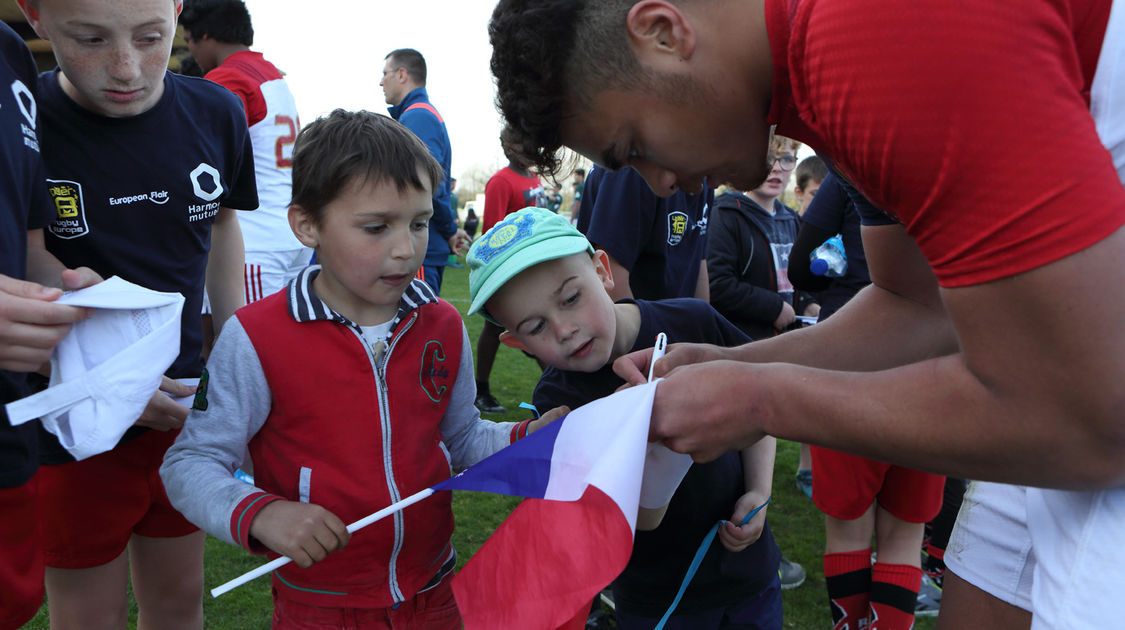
[433,413,567,498]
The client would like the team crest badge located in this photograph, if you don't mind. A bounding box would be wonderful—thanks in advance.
[46,179,89,239]
[419,341,450,402]
[667,211,688,246]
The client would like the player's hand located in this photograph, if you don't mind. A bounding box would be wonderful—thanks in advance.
[0,273,90,372]
[718,490,769,552]
[135,377,195,431]
[528,405,570,434]
[447,229,471,256]
[648,360,766,462]
[774,301,796,331]
[250,500,350,568]
[802,302,821,320]
[613,342,733,388]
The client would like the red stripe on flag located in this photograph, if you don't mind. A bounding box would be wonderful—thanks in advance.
[452,485,633,630]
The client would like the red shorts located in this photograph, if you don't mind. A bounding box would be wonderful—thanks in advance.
[38,428,198,569]
[271,572,461,630]
[811,445,944,522]
[0,477,44,629]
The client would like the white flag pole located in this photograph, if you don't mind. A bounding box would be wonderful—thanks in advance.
[210,487,437,598]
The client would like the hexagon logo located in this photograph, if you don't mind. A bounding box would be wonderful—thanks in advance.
[11,79,35,128]
[189,163,224,202]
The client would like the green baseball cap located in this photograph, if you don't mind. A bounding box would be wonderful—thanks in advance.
[467,206,594,323]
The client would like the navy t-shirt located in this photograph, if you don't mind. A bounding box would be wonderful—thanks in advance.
[799,172,871,317]
[0,22,51,488]
[532,299,780,616]
[36,70,256,462]
[38,70,257,380]
[579,166,712,300]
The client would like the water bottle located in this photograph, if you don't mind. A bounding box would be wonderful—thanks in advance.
[810,234,847,277]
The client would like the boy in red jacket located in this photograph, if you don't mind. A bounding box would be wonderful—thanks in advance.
[162,110,559,629]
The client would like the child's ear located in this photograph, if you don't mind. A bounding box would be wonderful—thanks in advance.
[593,249,616,292]
[498,330,528,351]
[288,205,319,249]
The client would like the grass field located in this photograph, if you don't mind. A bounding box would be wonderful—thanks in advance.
[21,260,936,630]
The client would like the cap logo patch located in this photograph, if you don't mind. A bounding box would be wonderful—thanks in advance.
[475,212,535,263]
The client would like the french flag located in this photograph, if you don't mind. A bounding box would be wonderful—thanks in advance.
[435,381,671,630]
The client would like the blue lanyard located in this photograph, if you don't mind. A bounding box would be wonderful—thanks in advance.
[653,497,772,630]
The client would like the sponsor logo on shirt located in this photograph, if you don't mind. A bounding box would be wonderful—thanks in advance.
[107,190,170,206]
[188,162,223,222]
[46,179,89,239]
[667,211,688,246]
[9,79,39,152]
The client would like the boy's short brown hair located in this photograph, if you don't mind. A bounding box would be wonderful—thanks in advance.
[290,109,444,223]
[795,155,828,192]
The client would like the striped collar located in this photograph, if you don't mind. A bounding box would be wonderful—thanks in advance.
[286,266,439,332]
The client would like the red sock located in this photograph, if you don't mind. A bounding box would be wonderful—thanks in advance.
[824,549,872,630]
[870,562,922,630]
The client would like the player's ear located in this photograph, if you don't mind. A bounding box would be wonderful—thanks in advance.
[626,0,696,66]
[288,205,319,249]
[498,331,527,351]
[174,0,183,19]
[592,249,615,292]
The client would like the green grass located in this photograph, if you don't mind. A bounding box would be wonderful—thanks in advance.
[21,261,935,629]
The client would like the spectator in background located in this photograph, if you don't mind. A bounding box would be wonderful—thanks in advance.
[180,0,311,313]
[450,176,460,215]
[381,47,469,295]
[579,165,710,301]
[463,207,480,239]
[570,166,586,224]
[474,129,544,414]
[548,183,564,213]
[792,155,827,215]
[707,136,818,341]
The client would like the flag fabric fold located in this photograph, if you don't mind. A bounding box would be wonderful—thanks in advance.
[435,381,661,629]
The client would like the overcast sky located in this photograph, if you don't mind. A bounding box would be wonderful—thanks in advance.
[241,0,816,189]
[243,0,508,182]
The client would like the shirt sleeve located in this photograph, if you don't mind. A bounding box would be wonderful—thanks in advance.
[439,323,517,470]
[792,0,1125,286]
[160,316,281,550]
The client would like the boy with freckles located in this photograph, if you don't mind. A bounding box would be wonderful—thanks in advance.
[467,207,783,630]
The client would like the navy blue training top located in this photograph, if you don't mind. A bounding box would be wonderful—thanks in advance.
[799,172,871,316]
[579,166,712,300]
[38,69,257,380]
[532,298,780,616]
[0,22,52,488]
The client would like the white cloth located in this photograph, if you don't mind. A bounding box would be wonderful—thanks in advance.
[5,276,184,460]
[947,481,1125,630]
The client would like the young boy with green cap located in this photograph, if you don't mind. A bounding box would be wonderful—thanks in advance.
[467,206,784,629]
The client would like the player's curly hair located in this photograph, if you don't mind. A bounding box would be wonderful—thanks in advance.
[489,0,653,176]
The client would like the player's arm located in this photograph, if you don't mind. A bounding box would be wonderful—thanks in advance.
[205,207,246,335]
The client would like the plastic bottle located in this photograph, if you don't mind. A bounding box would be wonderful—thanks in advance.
[810,234,847,277]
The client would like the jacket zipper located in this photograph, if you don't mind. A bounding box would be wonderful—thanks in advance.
[352,311,418,604]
